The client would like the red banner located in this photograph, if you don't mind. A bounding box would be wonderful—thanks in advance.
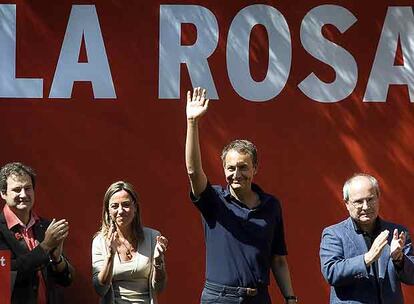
[1,1,414,303]
[0,250,11,304]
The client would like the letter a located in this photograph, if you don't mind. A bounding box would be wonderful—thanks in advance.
[49,5,116,99]
[364,7,414,102]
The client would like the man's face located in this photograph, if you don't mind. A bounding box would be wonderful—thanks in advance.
[345,176,379,228]
[1,173,35,213]
[223,149,257,192]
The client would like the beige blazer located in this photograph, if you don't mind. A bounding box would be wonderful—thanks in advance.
[92,227,165,304]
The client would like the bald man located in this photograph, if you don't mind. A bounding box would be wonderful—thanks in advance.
[320,173,414,304]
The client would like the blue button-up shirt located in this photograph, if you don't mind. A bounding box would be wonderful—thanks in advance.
[191,182,287,288]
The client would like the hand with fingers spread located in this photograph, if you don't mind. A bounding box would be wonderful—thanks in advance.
[153,235,168,267]
[364,230,389,267]
[186,87,209,121]
[40,219,69,253]
[391,229,406,263]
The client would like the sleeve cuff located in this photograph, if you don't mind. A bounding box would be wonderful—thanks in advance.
[189,181,212,203]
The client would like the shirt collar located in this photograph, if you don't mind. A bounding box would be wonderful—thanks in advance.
[224,183,269,207]
[351,217,382,236]
[3,204,39,230]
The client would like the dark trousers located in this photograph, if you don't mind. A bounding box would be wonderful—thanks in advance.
[200,281,271,304]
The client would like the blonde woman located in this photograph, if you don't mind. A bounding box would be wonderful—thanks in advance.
[92,181,167,304]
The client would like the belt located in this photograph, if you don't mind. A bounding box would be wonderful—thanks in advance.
[204,281,259,297]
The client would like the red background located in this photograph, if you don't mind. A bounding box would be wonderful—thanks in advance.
[0,251,11,304]
[1,1,414,303]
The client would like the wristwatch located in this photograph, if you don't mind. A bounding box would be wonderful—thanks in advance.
[285,295,298,303]
[50,255,63,265]
[153,260,164,269]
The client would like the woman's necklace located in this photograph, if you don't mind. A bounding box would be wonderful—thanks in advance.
[118,238,134,260]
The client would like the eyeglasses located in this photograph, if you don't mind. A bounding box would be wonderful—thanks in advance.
[348,196,378,208]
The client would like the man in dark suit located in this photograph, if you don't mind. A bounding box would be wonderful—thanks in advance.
[0,162,74,304]
[320,173,414,304]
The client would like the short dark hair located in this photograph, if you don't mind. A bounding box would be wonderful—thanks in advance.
[0,162,36,194]
[221,139,258,168]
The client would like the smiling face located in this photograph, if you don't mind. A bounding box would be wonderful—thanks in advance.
[223,149,257,193]
[108,190,136,229]
[1,173,35,215]
[345,176,380,230]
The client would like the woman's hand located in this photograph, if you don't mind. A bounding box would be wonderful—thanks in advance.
[154,235,168,266]
[106,220,118,257]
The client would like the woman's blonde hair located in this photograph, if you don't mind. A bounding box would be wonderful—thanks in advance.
[99,181,144,242]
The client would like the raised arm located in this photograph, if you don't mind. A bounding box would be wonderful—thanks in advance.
[186,87,209,198]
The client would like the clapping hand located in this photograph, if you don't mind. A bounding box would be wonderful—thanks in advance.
[154,235,168,266]
[391,228,406,263]
[186,87,209,120]
[42,219,69,253]
[364,230,389,266]
[106,220,118,256]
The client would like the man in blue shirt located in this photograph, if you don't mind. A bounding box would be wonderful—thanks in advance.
[185,87,297,304]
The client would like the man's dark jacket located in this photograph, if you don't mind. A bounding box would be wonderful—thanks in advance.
[0,212,73,304]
